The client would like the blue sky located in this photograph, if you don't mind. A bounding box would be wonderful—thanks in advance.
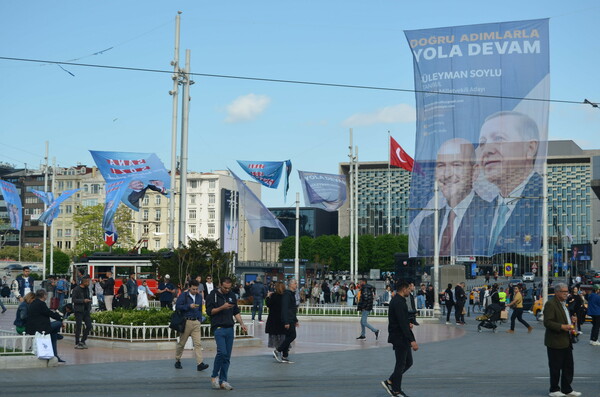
[1,1,599,208]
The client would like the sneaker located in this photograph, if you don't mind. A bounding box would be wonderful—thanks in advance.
[506,330,515,334]
[1,308,6,314]
[259,320,264,324]
[548,392,566,397]
[80,342,88,349]
[356,335,366,340]
[197,362,209,371]
[273,349,283,362]
[375,330,380,341]
[74,343,85,349]
[281,357,294,363]
[566,391,582,397]
[589,340,600,346]
[220,381,234,390]
[381,380,394,396]
[174,360,182,369]
[211,378,220,389]
[445,321,451,325]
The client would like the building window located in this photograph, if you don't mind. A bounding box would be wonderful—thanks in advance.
[208,224,215,235]
[25,197,38,204]
[143,224,149,234]
[143,210,149,221]
[208,209,215,220]
[82,199,98,207]
[190,194,196,204]
[66,181,73,189]
[190,180,198,189]
[56,241,62,249]
[155,209,161,221]
[64,205,72,214]
[65,241,71,249]
[209,194,215,204]
[155,224,161,233]
[209,180,216,189]
[65,229,72,237]
[57,181,64,190]
[189,209,196,219]
[90,184,100,194]
[143,196,149,206]
[154,239,161,249]
[57,229,63,237]
[155,195,161,205]
[189,224,196,234]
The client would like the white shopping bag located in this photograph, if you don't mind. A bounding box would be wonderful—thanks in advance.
[92,296,98,306]
[35,331,54,360]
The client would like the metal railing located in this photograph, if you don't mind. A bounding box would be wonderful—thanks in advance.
[1,297,20,306]
[61,320,254,342]
[0,330,35,355]
[238,304,435,318]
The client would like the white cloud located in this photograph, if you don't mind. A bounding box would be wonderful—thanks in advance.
[225,93,271,123]
[343,103,416,126]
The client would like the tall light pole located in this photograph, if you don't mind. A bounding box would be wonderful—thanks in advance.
[177,49,192,247]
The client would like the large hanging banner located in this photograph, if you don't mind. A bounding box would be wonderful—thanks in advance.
[0,180,23,231]
[237,160,292,199]
[90,151,170,237]
[37,189,80,226]
[298,171,347,212]
[406,19,549,258]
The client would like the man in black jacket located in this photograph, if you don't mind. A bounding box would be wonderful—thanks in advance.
[26,289,65,363]
[382,282,419,397]
[357,278,379,340]
[454,282,467,325]
[273,279,299,363]
[206,277,247,391]
[72,275,93,349]
[100,271,115,311]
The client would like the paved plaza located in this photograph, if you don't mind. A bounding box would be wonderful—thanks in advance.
[1,309,598,396]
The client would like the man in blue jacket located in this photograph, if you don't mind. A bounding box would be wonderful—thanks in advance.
[15,266,34,302]
[585,284,600,346]
[250,277,267,323]
[174,280,208,371]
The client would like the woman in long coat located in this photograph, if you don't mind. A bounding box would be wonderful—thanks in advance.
[265,282,286,349]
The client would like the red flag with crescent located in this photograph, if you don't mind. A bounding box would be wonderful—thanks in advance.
[390,136,414,172]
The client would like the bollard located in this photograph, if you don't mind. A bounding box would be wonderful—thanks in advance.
[467,306,471,317]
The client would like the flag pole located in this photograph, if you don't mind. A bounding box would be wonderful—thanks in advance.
[433,179,441,317]
[542,162,549,308]
[42,141,48,281]
[168,11,181,250]
[354,145,359,283]
[295,192,300,282]
[50,157,56,275]
[178,49,191,247]
[387,132,391,235]
[348,129,354,283]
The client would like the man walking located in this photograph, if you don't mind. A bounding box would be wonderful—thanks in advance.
[72,275,93,349]
[506,285,533,334]
[273,279,299,363]
[206,277,247,391]
[382,282,419,397]
[454,282,467,325]
[584,285,600,346]
[15,266,34,302]
[174,280,209,371]
[101,272,115,311]
[356,278,379,340]
[543,282,581,397]
[126,273,138,309]
[158,274,175,309]
[251,277,268,323]
[406,282,419,326]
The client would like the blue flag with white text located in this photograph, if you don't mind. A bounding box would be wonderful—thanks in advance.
[0,180,22,230]
[298,171,347,212]
[31,189,54,206]
[38,189,80,226]
[237,160,292,199]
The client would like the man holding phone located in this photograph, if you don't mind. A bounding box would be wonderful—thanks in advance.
[174,280,208,371]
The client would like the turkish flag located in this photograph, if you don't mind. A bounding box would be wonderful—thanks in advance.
[390,137,414,172]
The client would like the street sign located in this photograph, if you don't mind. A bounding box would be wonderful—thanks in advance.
[104,231,117,247]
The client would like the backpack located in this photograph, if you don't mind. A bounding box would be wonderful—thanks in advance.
[56,279,67,292]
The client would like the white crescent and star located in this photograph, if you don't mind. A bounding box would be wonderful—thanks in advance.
[395,148,407,163]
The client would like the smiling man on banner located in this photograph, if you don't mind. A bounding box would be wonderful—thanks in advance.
[0,180,23,231]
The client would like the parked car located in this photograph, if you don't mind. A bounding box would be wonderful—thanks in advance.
[522,272,535,282]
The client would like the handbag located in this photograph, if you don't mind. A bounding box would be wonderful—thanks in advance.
[35,332,54,360]
[169,310,186,333]
[50,297,59,310]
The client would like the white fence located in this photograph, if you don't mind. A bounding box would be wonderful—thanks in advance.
[0,330,35,355]
[1,297,20,306]
[62,321,254,342]
[238,304,434,318]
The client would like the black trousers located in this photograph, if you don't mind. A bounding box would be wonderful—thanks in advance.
[445,302,454,322]
[160,301,171,308]
[129,295,138,309]
[590,315,600,342]
[455,301,465,323]
[547,346,574,394]
[389,343,413,393]
[75,311,92,345]
[510,308,530,330]
[277,325,297,358]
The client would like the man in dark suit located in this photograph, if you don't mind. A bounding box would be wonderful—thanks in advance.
[26,289,64,363]
[543,282,581,397]
[417,138,491,257]
[72,276,93,349]
[382,282,419,397]
[478,111,543,255]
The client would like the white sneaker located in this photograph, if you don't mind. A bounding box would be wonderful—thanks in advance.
[445,321,451,325]
[589,340,600,346]
[566,391,582,397]
[548,392,566,397]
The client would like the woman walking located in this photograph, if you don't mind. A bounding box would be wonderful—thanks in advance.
[265,282,286,350]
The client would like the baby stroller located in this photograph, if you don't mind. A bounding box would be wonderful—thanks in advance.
[476,303,502,333]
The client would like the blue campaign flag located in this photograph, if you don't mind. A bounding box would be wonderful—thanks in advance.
[90,150,170,211]
[102,180,130,234]
[229,170,288,236]
[298,171,347,212]
[38,189,80,226]
[237,160,292,199]
[405,19,550,258]
[31,189,54,206]
[0,180,22,230]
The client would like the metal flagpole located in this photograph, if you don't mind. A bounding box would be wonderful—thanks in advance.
[50,157,56,274]
[349,129,354,282]
[433,180,441,316]
[42,141,48,281]
[295,192,300,282]
[354,146,359,283]
[387,132,392,235]
[542,162,549,307]
[168,11,181,250]
[178,49,191,247]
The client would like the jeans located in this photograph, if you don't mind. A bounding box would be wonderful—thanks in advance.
[0,299,6,311]
[212,327,234,383]
[57,292,65,309]
[251,298,264,321]
[389,342,413,393]
[510,308,530,330]
[590,315,600,342]
[50,320,62,358]
[416,295,425,310]
[360,310,378,336]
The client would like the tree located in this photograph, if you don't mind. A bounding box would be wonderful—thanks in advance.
[45,249,71,274]
[73,204,134,255]
[357,234,376,272]
[373,234,402,270]
[278,236,313,262]
[0,246,42,262]
[311,235,340,269]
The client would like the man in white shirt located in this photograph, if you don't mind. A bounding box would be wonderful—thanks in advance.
[204,276,215,296]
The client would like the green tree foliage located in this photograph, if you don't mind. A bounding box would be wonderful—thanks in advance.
[45,249,71,274]
[357,234,376,272]
[372,234,408,270]
[73,204,134,255]
[153,238,233,288]
[311,235,341,269]
[278,236,314,262]
[0,246,42,262]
